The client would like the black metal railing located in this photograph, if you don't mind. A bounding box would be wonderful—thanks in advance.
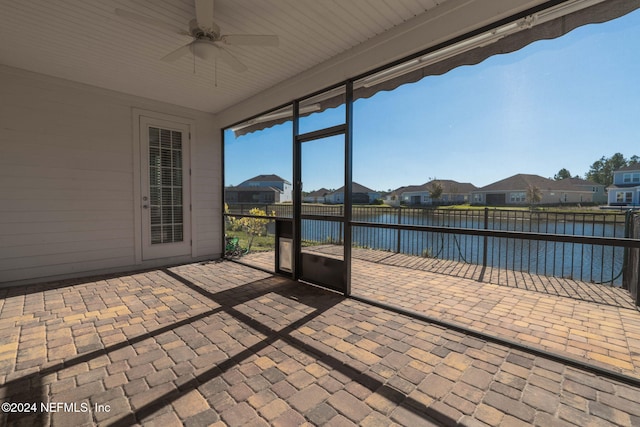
[226,203,294,218]
[224,205,640,291]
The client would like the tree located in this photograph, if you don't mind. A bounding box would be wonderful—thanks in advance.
[586,157,606,185]
[429,181,444,204]
[227,207,274,252]
[526,185,542,208]
[586,153,628,186]
[224,203,236,226]
[554,168,572,180]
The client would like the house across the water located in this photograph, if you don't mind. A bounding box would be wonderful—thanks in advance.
[608,165,640,207]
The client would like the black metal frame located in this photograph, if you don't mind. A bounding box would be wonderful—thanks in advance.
[221,0,640,306]
[291,85,353,294]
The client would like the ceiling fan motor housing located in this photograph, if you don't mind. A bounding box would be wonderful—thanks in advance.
[189,18,220,40]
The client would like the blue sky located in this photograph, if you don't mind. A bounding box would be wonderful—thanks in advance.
[225,8,640,192]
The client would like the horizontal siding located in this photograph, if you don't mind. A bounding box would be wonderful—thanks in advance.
[192,117,221,257]
[0,199,133,213]
[1,209,132,224]
[0,220,131,242]
[194,214,221,251]
[0,188,132,202]
[1,255,138,284]
[0,67,220,284]
[0,168,132,191]
[0,240,133,269]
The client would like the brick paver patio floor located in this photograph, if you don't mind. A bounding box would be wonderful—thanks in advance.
[242,247,640,377]
[1,260,640,426]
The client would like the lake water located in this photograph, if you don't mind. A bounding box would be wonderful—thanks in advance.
[301,210,627,285]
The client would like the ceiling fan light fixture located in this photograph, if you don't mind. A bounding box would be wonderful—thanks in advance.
[115,0,270,74]
[190,39,217,60]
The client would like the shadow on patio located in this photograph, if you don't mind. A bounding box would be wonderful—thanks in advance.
[0,262,446,426]
[240,247,640,380]
[1,260,640,426]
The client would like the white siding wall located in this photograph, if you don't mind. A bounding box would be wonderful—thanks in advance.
[0,66,220,285]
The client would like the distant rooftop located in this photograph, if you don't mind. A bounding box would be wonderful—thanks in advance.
[240,174,291,184]
[329,182,377,194]
[614,164,640,172]
[306,188,330,197]
[224,186,281,193]
[477,174,602,192]
[389,179,477,196]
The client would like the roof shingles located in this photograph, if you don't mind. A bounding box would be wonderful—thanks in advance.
[476,174,600,192]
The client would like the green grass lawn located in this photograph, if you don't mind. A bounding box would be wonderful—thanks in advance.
[226,230,275,252]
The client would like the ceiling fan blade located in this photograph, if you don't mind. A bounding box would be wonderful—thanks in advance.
[216,46,248,73]
[221,34,279,47]
[161,43,193,62]
[114,8,186,35]
[195,0,214,31]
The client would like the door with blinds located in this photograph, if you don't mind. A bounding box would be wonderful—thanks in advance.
[140,116,191,260]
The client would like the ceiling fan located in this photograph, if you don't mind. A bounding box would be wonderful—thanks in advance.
[115,0,279,73]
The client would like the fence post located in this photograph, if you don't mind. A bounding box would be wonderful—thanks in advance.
[397,207,402,253]
[622,210,631,289]
[483,208,489,268]
[636,214,640,308]
[629,211,640,307]
[339,204,344,245]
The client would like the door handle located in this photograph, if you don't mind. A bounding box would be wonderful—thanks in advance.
[143,205,149,209]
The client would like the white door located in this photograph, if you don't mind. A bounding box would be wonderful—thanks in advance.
[140,116,191,260]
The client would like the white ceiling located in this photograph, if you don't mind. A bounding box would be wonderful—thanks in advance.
[0,0,453,114]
